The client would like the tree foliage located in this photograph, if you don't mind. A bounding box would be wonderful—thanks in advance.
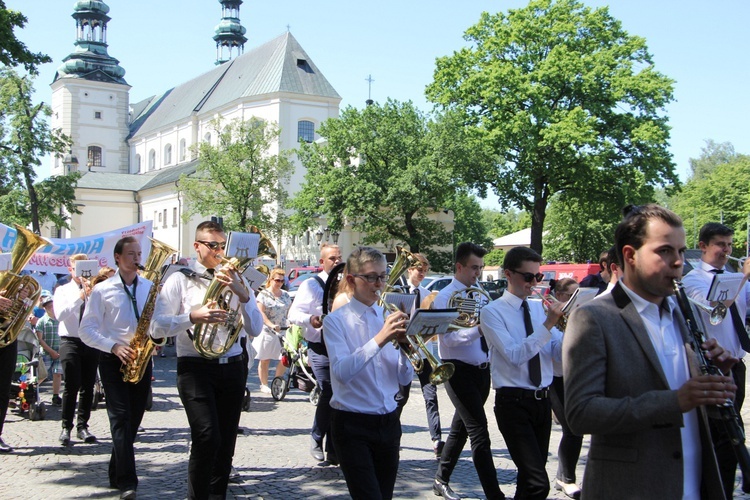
[670,153,750,253]
[688,139,739,181]
[426,0,677,255]
[179,118,294,236]
[484,208,531,239]
[291,99,492,254]
[0,2,51,74]
[0,69,77,233]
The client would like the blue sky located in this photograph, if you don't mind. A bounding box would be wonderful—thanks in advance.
[6,0,749,209]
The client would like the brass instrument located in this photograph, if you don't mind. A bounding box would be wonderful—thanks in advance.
[532,287,578,331]
[121,237,177,383]
[446,281,492,330]
[192,226,276,359]
[377,290,454,385]
[0,225,50,348]
[686,296,727,326]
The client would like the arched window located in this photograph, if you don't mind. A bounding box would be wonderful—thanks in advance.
[135,154,141,172]
[148,149,156,171]
[164,144,172,165]
[179,139,186,162]
[87,146,102,167]
[297,120,315,143]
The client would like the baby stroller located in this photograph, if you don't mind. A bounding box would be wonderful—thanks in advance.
[270,325,320,405]
[8,324,46,421]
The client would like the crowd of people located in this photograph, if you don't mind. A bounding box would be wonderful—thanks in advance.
[0,205,748,500]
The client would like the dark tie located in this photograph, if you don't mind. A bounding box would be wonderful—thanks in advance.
[522,300,541,386]
[711,269,750,351]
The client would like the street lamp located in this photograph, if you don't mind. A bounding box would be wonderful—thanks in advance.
[315,229,324,244]
[332,231,340,244]
[324,227,331,241]
[63,150,79,174]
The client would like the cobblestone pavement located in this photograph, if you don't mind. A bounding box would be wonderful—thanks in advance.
[1,348,750,499]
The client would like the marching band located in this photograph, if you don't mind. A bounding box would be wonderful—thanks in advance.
[0,207,748,500]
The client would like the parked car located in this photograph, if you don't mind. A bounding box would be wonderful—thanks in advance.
[287,273,319,299]
[424,276,453,293]
[287,266,322,283]
[479,279,507,300]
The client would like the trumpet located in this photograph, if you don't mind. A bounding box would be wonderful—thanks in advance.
[531,287,573,331]
[376,291,455,384]
[686,296,727,326]
[726,255,748,269]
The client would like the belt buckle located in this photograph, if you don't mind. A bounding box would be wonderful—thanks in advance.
[478,362,489,370]
[219,357,228,365]
[533,389,546,400]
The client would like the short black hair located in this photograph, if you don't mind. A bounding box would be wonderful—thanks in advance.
[196,220,224,238]
[455,242,487,265]
[503,246,542,270]
[605,245,619,270]
[114,236,138,261]
[698,222,734,245]
[614,204,682,267]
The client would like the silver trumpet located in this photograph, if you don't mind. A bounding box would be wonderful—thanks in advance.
[687,296,727,326]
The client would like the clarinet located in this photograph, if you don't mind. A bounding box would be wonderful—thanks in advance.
[673,279,750,493]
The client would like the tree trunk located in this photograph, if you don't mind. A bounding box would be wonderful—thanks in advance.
[23,168,40,234]
[529,186,549,256]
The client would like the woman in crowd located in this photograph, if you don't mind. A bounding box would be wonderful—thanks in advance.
[253,268,292,394]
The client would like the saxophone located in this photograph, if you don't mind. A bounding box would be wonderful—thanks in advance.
[120,237,176,383]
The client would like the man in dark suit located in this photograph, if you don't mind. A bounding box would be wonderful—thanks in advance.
[564,204,736,500]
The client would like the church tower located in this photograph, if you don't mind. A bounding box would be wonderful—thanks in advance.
[214,0,247,65]
[50,0,131,175]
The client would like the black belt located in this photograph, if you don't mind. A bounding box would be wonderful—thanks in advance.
[446,359,490,370]
[307,340,328,356]
[497,386,550,400]
[178,354,244,365]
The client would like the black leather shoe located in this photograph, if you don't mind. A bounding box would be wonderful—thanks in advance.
[433,479,461,500]
[0,436,12,453]
[59,428,71,446]
[77,428,97,443]
[310,437,324,461]
[120,489,136,499]
[326,452,339,466]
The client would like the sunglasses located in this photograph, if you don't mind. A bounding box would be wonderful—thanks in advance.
[273,279,285,283]
[197,240,226,251]
[509,269,544,283]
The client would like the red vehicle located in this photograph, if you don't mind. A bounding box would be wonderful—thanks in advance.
[539,263,600,284]
[287,266,323,282]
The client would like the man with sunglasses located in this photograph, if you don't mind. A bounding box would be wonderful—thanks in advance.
[151,220,262,499]
[288,242,342,464]
[324,246,413,499]
[481,246,565,500]
[433,242,508,500]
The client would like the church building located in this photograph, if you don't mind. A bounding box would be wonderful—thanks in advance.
[47,0,343,265]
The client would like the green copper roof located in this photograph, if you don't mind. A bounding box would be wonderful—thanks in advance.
[73,0,110,15]
[76,160,199,192]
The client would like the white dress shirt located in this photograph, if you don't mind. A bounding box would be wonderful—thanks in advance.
[150,261,262,358]
[53,279,86,338]
[288,270,329,343]
[434,278,489,366]
[620,281,701,500]
[682,259,750,359]
[79,273,153,354]
[325,297,414,414]
[481,291,563,389]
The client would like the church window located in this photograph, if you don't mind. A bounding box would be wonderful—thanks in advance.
[158,212,162,223]
[298,120,315,143]
[88,146,102,167]
[149,149,156,171]
[163,209,168,228]
[94,111,102,119]
[164,144,172,165]
[135,154,141,172]
[173,207,178,226]
[179,139,186,162]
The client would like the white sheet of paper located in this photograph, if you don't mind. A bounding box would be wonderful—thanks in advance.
[226,232,260,260]
[707,273,745,302]
[74,259,100,279]
[406,309,460,337]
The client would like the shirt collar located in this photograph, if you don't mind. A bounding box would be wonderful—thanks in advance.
[620,279,674,316]
[501,290,525,311]
[349,296,380,318]
[698,259,725,273]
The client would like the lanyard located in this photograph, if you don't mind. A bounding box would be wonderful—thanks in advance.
[120,273,140,321]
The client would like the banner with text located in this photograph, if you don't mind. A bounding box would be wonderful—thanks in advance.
[0,221,154,274]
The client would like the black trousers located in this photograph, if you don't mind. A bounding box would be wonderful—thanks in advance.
[436,361,503,500]
[331,408,401,500]
[395,362,441,442]
[309,349,335,455]
[494,391,552,500]
[549,376,583,483]
[0,340,17,436]
[59,336,100,431]
[177,357,246,500]
[99,352,151,492]
[710,359,746,498]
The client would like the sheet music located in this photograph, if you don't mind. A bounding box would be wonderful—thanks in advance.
[564,287,598,312]
[226,232,260,260]
[405,309,460,337]
[707,273,745,302]
[242,266,267,292]
[74,259,99,279]
[382,292,417,315]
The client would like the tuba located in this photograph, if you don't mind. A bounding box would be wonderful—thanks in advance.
[192,226,276,359]
[0,225,50,348]
[121,237,177,383]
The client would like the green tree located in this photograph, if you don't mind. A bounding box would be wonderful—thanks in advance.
[670,155,750,253]
[0,69,77,233]
[291,99,490,255]
[426,0,677,255]
[179,118,294,235]
[0,2,51,73]
[688,139,740,180]
[484,248,505,267]
[485,207,530,239]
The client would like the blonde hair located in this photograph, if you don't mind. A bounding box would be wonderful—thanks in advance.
[264,267,286,288]
[98,266,115,277]
[69,253,88,263]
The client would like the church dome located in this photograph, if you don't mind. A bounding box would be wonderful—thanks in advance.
[214,18,247,37]
[73,0,110,15]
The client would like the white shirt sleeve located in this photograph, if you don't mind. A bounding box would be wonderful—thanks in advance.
[79,287,117,354]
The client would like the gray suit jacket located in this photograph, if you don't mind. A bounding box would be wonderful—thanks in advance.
[564,283,725,500]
